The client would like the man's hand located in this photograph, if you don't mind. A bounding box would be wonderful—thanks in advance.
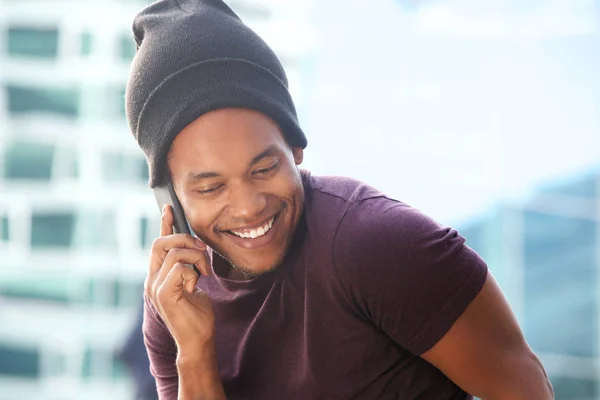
[145,204,214,351]
[145,204,226,400]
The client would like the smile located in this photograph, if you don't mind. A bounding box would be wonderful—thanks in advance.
[228,215,276,239]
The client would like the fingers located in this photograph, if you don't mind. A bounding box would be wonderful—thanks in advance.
[156,262,199,300]
[160,204,173,237]
[149,232,206,276]
[156,247,210,287]
[147,238,211,303]
[147,205,212,309]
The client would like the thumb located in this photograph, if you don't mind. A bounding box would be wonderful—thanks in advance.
[184,271,199,294]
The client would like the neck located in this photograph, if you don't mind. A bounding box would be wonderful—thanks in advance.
[227,267,253,281]
[212,252,254,281]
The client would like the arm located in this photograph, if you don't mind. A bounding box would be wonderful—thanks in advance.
[144,295,226,400]
[421,272,553,400]
[176,342,226,400]
[143,205,227,400]
[143,294,179,399]
[332,197,552,399]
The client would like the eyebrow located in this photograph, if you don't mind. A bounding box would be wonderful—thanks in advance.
[185,145,280,183]
[249,145,279,167]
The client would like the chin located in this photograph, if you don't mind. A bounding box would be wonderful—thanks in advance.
[229,253,285,277]
[210,245,286,278]
[233,263,277,278]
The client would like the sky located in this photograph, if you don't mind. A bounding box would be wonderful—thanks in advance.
[297,0,600,225]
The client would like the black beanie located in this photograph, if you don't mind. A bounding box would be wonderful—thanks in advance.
[125,0,307,188]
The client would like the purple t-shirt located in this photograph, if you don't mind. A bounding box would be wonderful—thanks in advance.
[143,171,488,399]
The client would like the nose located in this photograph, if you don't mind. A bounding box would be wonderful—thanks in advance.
[228,181,267,220]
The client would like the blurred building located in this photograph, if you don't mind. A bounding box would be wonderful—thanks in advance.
[459,169,600,400]
[0,0,314,399]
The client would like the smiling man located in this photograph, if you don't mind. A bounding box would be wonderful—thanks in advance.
[125,1,553,399]
[167,109,305,280]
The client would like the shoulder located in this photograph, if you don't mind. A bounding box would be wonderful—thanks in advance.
[300,171,392,246]
[303,171,387,204]
[332,192,443,258]
[300,170,433,257]
[330,191,485,307]
[326,193,488,354]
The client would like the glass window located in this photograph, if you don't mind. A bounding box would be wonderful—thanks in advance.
[81,347,93,379]
[31,211,76,248]
[7,26,59,59]
[1,215,9,241]
[69,152,79,178]
[81,346,131,380]
[101,85,127,121]
[140,216,159,249]
[102,151,148,184]
[111,280,122,307]
[140,217,149,248]
[140,159,149,182]
[116,280,144,308]
[539,173,597,199]
[53,146,79,180]
[119,34,136,62]
[73,210,117,252]
[82,346,125,379]
[83,278,143,308]
[85,278,116,307]
[458,209,505,263]
[524,211,597,357]
[6,85,80,117]
[4,141,54,181]
[0,344,39,378]
[45,352,67,377]
[0,273,71,303]
[458,220,485,255]
[551,377,597,399]
[118,86,127,120]
[80,31,93,56]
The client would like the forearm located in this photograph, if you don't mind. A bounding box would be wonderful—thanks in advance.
[480,352,554,400]
[176,343,227,400]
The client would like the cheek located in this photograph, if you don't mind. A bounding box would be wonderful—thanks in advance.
[274,162,302,193]
[183,201,220,235]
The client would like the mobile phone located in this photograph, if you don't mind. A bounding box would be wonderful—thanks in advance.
[153,181,201,276]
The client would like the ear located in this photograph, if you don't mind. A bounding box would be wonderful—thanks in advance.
[291,147,304,165]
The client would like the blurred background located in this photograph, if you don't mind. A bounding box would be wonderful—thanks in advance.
[0,0,599,399]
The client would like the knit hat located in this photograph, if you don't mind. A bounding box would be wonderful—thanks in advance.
[125,0,307,188]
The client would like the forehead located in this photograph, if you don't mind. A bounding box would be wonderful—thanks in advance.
[169,108,288,172]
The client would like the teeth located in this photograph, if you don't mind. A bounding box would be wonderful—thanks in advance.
[231,216,275,239]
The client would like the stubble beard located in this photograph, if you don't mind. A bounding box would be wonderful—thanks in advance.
[212,247,284,279]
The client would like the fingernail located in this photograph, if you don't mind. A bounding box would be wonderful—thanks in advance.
[162,204,167,215]
[195,238,205,248]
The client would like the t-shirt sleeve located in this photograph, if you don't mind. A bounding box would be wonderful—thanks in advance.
[143,293,179,400]
[332,197,488,356]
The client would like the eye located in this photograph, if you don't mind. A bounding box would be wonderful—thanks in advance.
[253,161,279,176]
[196,184,223,195]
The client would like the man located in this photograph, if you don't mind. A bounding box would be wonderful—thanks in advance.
[125,1,554,399]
